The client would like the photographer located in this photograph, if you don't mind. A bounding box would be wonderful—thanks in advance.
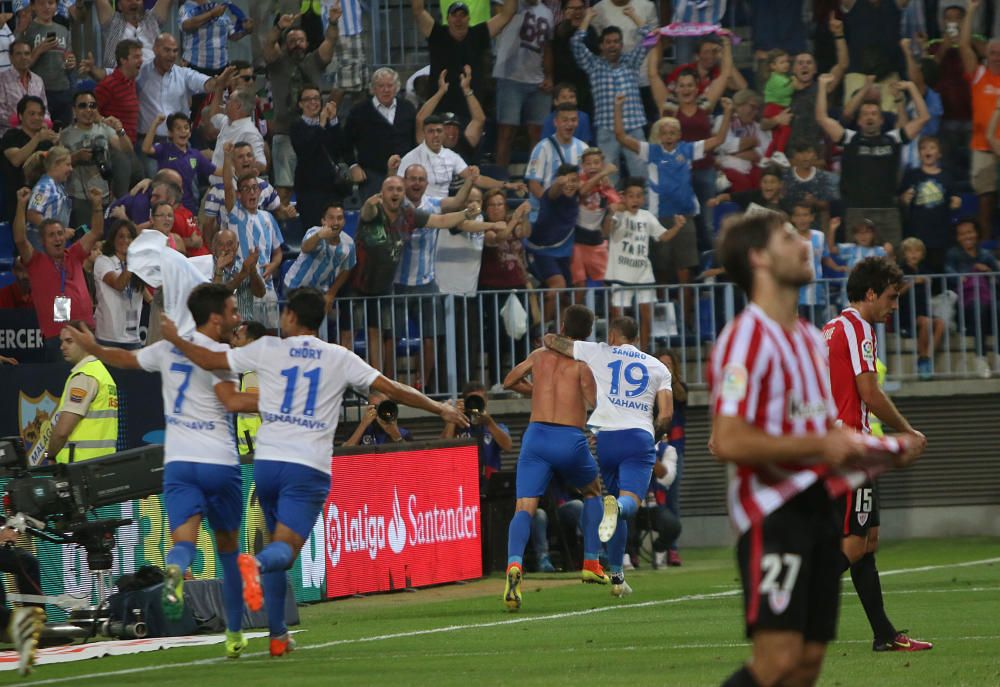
[58,91,128,228]
[343,391,413,446]
[441,381,513,477]
[0,525,45,676]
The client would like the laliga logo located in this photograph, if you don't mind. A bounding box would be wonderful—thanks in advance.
[326,503,342,568]
[388,487,406,554]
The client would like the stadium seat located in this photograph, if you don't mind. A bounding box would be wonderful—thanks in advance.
[0,222,14,270]
[343,210,359,238]
[712,201,741,236]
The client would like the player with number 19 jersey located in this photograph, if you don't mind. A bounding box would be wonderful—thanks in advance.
[225,335,379,475]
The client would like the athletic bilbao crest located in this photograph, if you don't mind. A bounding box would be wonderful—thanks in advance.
[857,512,869,527]
[18,390,59,466]
[768,589,791,615]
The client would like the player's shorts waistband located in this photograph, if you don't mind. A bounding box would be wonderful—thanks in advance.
[529,421,585,432]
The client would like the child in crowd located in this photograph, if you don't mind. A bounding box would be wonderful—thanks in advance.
[790,201,838,324]
[540,83,594,144]
[24,145,73,247]
[899,135,961,274]
[143,112,221,214]
[572,147,619,290]
[832,218,892,271]
[24,0,74,126]
[898,237,946,380]
[761,48,793,159]
[707,166,789,214]
[944,219,999,378]
[782,141,840,209]
[527,162,582,320]
[603,177,684,352]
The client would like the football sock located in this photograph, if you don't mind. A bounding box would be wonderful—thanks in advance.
[165,541,196,573]
[506,510,532,567]
[262,571,288,637]
[256,541,294,574]
[617,495,638,519]
[581,495,602,561]
[218,550,244,633]
[721,665,760,687]
[607,518,628,574]
[838,551,852,574]
[850,553,897,643]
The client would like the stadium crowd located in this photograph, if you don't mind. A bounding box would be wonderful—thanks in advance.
[0,0,999,380]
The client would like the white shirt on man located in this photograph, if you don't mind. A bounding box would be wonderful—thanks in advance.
[137,60,209,136]
[210,113,267,184]
[398,142,468,199]
[591,0,658,86]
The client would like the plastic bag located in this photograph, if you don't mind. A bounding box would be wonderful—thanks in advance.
[500,293,528,340]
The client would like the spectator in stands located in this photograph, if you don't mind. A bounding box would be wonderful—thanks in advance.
[492,0,555,168]
[590,0,658,121]
[22,0,74,127]
[526,103,588,220]
[750,0,807,56]
[221,143,283,329]
[654,348,685,565]
[207,227,264,323]
[782,140,840,208]
[0,39,46,137]
[551,0,599,117]
[832,217,892,273]
[94,39,143,196]
[290,87,361,230]
[201,141,290,245]
[782,19,849,152]
[841,0,905,112]
[148,200,186,253]
[441,379,514,491]
[411,0,518,122]
[2,95,56,222]
[665,34,747,96]
[717,88,770,193]
[899,135,961,273]
[667,0,729,64]
[206,87,266,182]
[960,0,1000,239]
[283,202,356,345]
[479,193,531,385]
[142,112,219,213]
[944,217,998,377]
[93,219,143,348]
[816,73,929,248]
[179,1,254,77]
[398,114,470,200]
[898,236,946,380]
[311,0,367,109]
[59,91,127,227]
[573,7,652,182]
[761,49,794,159]
[263,6,342,206]
[94,0,170,68]
[195,59,264,146]
[24,145,72,247]
[899,37,945,170]
[540,82,594,144]
[343,390,413,445]
[344,67,418,198]
[789,200,836,323]
[527,162,583,320]
[572,147,618,291]
[12,185,103,360]
[0,257,32,310]
[416,67,487,168]
[708,166,790,214]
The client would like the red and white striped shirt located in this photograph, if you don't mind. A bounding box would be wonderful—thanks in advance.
[709,304,837,533]
[822,307,878,433]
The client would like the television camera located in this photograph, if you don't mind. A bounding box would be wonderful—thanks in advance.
[0,437,164,640]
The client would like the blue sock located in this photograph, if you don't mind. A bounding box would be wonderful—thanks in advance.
[256,541,294,574]
[262,570,288,637]
[165,540,196,572]
[607,519,628,573]
[218,551,244,633]
[506,510,532,567]
[582,496,602,561]
[617,495,638,519]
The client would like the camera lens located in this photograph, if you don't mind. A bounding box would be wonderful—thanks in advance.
[376,399,398,422]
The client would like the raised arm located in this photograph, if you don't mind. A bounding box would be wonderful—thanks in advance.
[440,169,476,212]
[703,97,734,153]
[222,144,235,212]
[486,0,519,38]
[826,14,849,91]
[370,374,468,427]
[703,36,733,110]
[11,188,34,264]
[841,74,874,123]
[263,13,298,64]
[65,323,141,369]
[647,39,670,115]
[78,188,106,254]
[815,73,846,142]
[151,0,174,26]
[900,80,929,140]
[142,114,165,155]
[614,94,642,153]
[959,0,981,76]
[461,66,486,146]
[411,0,435,38]
[899,38,925,93]
[571,10,600,71]
[416,70,449,144]
[93,0,114,26]
[316,4,342,66]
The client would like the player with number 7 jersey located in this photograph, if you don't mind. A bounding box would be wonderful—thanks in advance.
[160,286,468,657]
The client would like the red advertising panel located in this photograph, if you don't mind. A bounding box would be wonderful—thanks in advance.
[324,443,482,598]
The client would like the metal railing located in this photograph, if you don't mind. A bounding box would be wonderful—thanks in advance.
[287,273,1000,398]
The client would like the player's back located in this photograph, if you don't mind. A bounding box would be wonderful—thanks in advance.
[574,341,671,437]
[135,331,239,466]
[822,307,875,433]
[226,335,380,474]
[529,349,593,428]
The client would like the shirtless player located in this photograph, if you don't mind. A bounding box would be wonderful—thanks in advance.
[501,305,609,611]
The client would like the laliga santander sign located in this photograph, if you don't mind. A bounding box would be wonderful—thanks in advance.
[323,444,482,598]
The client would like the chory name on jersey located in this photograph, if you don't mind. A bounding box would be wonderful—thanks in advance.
[261,411,329,429]
[608,396,651,412]
[289,346,322,359]
[167,415,217,431]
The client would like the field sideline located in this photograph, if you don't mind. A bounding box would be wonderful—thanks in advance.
[10,538,1000,686]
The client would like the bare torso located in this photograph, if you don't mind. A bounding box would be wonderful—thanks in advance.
[527,349,594,427]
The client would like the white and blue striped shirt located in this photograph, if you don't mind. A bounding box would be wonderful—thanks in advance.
[395,196,442,286]
[28,174,71,229]
[225,203,284,290]
[284,228,356,290]
[320,0,364,37]
[837,243,886,271]
[525,135,588,220]
[671,0,726,24]
[180,2,233,71]
[204,178,281,226]
[13,0,75,17]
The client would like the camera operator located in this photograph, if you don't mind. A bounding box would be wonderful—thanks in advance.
[441,381,513,477]
[0,525,45,676]
[58,91,128,228]
[343,391,414,446]
[42,321,119,465]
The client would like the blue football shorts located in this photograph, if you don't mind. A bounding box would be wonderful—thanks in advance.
[253,459,331,540]
[515,422,599,498]
[596,428,656,500]
[163,461,243,533]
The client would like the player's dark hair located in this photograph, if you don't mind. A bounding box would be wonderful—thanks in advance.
[562,305,594,340]
[610,317,638,342]
[285,287,326,331]
[239,320,267,342]
[188,283,235,326]
[717,211,786,298]
[846,256,904,302]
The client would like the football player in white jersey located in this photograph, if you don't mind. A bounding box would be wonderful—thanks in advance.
[544,314,672,596]
[159,286,468,656]
[65,283,258,659]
